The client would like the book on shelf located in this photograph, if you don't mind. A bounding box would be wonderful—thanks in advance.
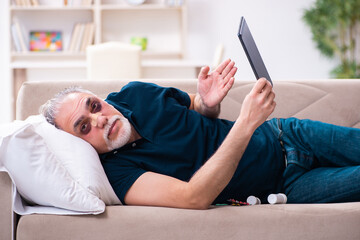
[74,23,85,51]
[13,0,39,6]
[11,19,28,52]
[66,0,92,6]
[82,0,92,6]
[12,0,91,6]
[20,0,30,6]
[80,23,95,52]
[11,25,22,52]
[31,0,39,6]
[68,23,81,52]
[68,22,95,52]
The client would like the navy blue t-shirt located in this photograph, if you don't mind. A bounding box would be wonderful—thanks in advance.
[100,82,284,204]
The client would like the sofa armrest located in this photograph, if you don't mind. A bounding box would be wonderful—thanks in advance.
[0,171,14,240]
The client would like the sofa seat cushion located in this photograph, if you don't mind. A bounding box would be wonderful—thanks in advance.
[17,203,360,240]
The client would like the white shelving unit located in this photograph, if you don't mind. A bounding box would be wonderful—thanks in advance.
[9,0,187,65]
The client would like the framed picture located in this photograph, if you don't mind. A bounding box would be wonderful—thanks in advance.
[29,31,62,51]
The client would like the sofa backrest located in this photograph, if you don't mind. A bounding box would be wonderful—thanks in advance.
[17,79,360,128]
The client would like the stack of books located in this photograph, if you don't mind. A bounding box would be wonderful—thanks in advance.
[12,0,39,6]
[68,22,95,52]
[65,0,93,6]
[13,0,93,7]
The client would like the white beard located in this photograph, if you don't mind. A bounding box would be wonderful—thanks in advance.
[103,115,132,151]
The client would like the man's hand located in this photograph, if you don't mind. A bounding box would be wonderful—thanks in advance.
[237,78,276,131]
[197,59,237,108]
[193,59,237,118]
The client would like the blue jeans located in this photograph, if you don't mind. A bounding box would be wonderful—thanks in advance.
[267,118,360,203]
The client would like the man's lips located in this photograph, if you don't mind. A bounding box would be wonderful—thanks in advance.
[108,119,118,138]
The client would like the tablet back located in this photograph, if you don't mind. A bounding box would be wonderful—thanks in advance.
[238,16,272,85]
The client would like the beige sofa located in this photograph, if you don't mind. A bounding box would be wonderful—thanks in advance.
[2,79,360,240]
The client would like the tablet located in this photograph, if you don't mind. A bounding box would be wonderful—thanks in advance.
[238,16,273,85]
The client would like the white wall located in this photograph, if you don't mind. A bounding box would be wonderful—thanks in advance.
[0,0,335,124]
[0,1,11,124]
[186,0,336,80]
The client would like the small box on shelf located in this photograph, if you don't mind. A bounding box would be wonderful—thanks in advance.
[29,31,63,52]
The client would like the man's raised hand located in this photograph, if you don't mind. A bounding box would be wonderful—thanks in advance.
[197,59,237,108]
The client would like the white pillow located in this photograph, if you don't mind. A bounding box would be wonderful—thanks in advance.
[0,115,121,215]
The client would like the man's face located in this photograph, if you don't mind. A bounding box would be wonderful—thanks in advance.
[55,92,132,154]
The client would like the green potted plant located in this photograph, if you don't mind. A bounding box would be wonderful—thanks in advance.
[303,0,360,78]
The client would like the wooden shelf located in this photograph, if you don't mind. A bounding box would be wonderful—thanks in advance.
[11,52,87,68]
[10,60,87,69]
[10,6,94,11]
[100,4,183,10]
[11,52,86,57]
[10,4,183,11]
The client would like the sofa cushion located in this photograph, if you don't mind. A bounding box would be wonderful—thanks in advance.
[16,203,360,240]
[16,79,360,129]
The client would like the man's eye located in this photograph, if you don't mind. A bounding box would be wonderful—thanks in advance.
[80,123,90,134]
[91,101,102,113]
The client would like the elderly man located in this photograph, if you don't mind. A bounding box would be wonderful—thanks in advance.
[41,59,360,209]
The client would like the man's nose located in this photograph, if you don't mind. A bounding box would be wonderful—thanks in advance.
[90,112,107,128]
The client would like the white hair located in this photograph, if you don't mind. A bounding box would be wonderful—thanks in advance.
[39,86,93,128]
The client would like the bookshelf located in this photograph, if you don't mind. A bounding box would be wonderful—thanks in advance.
[9,0,187,64]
